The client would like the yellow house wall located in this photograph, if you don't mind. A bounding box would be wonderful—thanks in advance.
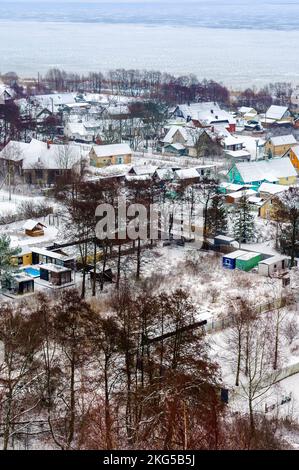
[96,156,112,168]
[265,143,293,157]
[259,201,275,220]
[188,147,197,157]
[96,153,132,167]
[278,176,297,185]
[11,252,32,267]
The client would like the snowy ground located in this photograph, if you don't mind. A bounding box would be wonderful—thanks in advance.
[0,190,46,216]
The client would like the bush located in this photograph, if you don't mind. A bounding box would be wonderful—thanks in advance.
[0,200,53,225]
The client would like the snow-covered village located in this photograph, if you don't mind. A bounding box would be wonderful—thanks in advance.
[0,0,299,458]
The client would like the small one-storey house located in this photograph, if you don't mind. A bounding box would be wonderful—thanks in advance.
[0,139,89,185]
[64,122,94,143]
[2,273,34,296]
[90,143,132,168]
[214,235,237,247]
[219,182,249,194]
[153,168,175,182]
[174,102,236,133]
[223,135,244,152]
[238,107,258,121]
[258,255,290,277]
[128,165,157,177]
[262,105,293,127]
[174,168,202,183]
[258,182,290,199]
[227,157,297,190]
[235,252,262,272]
[23,220,46,237]
[265,134,297,158]
[225,189,257,204]
[0,83,13,104]
[163,142,186,156]
[162,125,222,158]
[222,250,248,269]
[224,149,251,163]
[40,264,73,287]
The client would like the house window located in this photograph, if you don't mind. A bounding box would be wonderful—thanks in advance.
[35,169,43,179]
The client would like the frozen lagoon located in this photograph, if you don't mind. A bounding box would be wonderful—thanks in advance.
[1,20,299,88]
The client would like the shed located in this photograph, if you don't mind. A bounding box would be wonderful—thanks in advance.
[258,255,290,277]
[214,235,237,247]
[23,220,46,237]
[235,252,262,272]
[222,250,247,269]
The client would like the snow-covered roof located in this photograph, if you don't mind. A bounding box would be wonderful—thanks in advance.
[234,157,297,183]
[163,125,207,147]
[215,235,236,242]
[0,139,88,170]
[178,102,236,126]
[92,143,131,158]
[223,250,248,260]
[248,196,264,205]
[130,165,158,176]
[31,247,74,261]
[259,255,289,265]
[40,263,71,273]
[225,150,251,158]
[125,174,152,182]
[0,83,13,103]
[107,104,129,115]
[166,143,186,151]
[154,168,174,180]
[228,189,257,199]
[31,93,77,110]
[223,135,245,147]
[266,105,289,120]
[236,251,261,261]
[23,220,46,231]
[220,182,247,192]
[238,106,255,114]
[269,134,297,147]
[259,182,290,195]
[175,168,200,180]
[66,122,89,136]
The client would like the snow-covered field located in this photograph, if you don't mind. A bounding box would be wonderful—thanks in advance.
[0,190,45,216]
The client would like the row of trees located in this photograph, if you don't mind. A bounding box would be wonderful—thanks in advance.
[41,69,230,106]
[0,285,289,450]
[4,67,297,111]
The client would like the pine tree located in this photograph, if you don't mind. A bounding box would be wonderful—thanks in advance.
[207,194,228,236]
[0,234,20,285]
[233,196,255,244]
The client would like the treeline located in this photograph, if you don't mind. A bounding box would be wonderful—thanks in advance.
[0,286,288,450]
[2,68,296,111]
